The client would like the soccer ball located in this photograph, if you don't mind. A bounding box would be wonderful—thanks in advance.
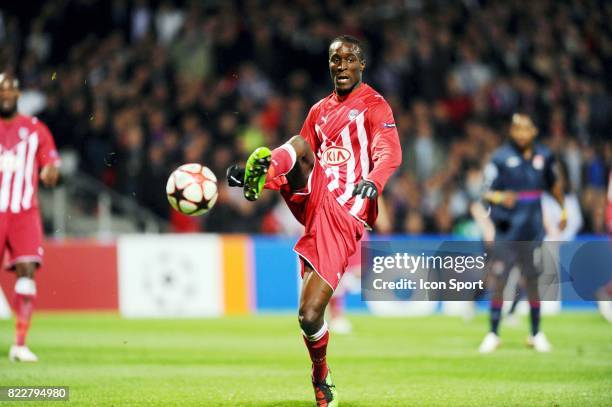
[166,163,218,216]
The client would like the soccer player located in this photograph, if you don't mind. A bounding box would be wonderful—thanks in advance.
[479,113,565,353]
[227,35,401,406]
[0,73,60,362]
[597,169,612,323]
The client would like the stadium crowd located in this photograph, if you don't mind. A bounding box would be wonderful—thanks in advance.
[1,0,611,235]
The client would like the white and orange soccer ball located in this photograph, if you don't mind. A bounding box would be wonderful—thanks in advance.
[166,163,218,216]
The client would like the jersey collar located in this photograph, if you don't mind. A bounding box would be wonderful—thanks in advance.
[0,114,22,130]
[333,82,367,103]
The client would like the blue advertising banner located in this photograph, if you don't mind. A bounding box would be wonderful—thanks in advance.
[253,236,300,311]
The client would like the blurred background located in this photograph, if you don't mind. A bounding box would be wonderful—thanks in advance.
[1,4,610,404]
[1,0,610,239]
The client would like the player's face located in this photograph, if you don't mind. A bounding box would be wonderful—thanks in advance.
[509,115,537,150]
[0,75,19,118]
[329,41,365,95]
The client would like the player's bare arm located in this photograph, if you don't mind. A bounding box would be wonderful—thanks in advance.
[470,201,496,243]
[483,190,517,209]
[40,165,60,187]
[373,195,392,234]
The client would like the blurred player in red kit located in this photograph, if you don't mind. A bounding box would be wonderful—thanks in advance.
[0,73,60,362]
[227,36,401,406]
[607,169,612,237]
[598,169,612,322]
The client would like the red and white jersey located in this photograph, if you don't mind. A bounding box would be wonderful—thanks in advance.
[0,114,60,213]
[606,169,612,235]
[300,83,402,227]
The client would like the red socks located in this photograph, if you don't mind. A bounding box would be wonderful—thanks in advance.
[14,277,36,346]
[267,144,297,180]
[329,295,344,320]
[303,321,330,383]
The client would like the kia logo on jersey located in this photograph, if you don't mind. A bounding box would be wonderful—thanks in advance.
[321,146,351,167]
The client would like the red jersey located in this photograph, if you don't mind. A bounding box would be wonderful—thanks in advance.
[299,83,401,227]
[607,170,612,235]
[0,114,60,213]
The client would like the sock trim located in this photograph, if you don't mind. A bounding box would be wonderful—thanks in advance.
[279,143,297,168]
[303,320,328,342]
[15,277,36,296]
[8,256,42,269]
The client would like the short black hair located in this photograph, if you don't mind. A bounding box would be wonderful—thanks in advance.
[329,35,366,62]
[0,73,19,89]
[511,111,537,128]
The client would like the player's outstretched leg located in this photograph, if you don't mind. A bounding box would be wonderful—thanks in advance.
[9,263,38,362]
[299,265,337,407]
[243,137,310,200]
[243,147,272,201]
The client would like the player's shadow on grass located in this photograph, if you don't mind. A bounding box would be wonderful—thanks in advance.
[248,403,311,407]
[253,402,362,407]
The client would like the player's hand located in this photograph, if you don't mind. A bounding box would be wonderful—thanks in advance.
[558,211,567,231]
[226,164,245,187]
[40,165,59,187]
[352,178,378,200]
[501,191,517,209]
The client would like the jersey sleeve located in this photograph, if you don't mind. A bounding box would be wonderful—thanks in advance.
[365,100,402,192]
[36,120,61,168]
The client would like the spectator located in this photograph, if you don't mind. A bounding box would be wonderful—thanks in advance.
[2,0,610,235]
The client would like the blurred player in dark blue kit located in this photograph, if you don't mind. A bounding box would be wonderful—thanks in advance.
[479,113,566,353]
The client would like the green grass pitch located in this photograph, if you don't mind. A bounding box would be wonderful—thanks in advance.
[0,312,610,406]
